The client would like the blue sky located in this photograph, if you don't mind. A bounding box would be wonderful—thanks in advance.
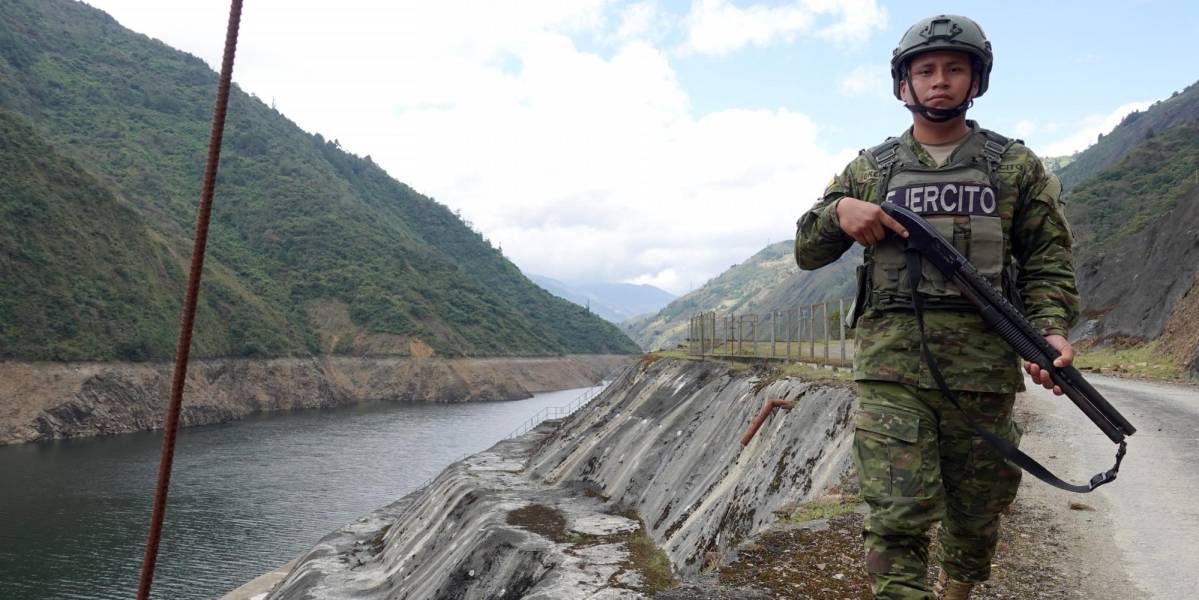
[588,1,1199,154]
[87,1,1199,295]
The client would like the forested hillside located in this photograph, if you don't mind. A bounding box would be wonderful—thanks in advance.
[1065,121,1199,253]
[1057,81,1199,190]
[0,0,638,360]
[624,242,858,351]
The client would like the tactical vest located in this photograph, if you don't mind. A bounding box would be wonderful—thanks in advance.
[863,128,1018,312]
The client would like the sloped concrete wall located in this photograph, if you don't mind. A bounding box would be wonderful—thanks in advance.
[265,357,856,599]
[527,358,857,576]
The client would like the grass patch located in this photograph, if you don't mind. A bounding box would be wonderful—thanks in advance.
[626,528,677,594]
[506,504,569,543]
[779,362,852,382]
[1074,339,1184,380]
[782,494,861,524]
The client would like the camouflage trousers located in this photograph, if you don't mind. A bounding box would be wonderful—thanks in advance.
[852,381,1022,600]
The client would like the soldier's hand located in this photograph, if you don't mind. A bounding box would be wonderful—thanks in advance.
[1024,335,1074,396]
[835,197,908,246]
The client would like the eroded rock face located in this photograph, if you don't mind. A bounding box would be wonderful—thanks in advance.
[1072,183,1199,346]
[266,358,857,599]
[0,355,632,445]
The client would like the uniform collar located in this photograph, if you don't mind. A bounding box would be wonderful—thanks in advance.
[901,120,980,167]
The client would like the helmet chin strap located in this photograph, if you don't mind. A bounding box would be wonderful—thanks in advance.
[903,69,975,123]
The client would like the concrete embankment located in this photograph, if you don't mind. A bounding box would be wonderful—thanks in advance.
[259,357,856,599]
[0,354,632,446]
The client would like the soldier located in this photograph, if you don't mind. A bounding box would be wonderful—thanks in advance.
[794,15,1080,600]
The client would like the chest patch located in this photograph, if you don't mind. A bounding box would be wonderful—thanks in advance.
[885,182,998,216]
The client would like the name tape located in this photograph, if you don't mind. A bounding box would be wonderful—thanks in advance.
[885,182,998,216]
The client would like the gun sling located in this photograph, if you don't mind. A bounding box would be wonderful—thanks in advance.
[881,203,1134,493]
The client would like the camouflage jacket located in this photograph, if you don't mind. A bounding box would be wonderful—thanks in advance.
[795,124,1080,393]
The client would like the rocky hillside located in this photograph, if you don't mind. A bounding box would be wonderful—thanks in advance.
[1054,83,1199,375]
[1070,177,1199,371]
[624,242,858,351]
[0,0,638,360]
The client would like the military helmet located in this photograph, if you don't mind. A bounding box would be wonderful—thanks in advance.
[890,15,993,100]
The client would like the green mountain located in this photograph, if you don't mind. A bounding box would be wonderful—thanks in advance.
[0,0,638,361]
[1065,121,1199,253]
[1057,81,1199,190]
[624,242,858,351]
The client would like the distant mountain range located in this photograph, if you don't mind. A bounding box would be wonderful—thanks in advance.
[0,0,639,360]
[529,275,675,325]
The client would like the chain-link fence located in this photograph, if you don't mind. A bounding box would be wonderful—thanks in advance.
[686,298,855,367]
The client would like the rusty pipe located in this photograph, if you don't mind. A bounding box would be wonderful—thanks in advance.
[740,398,795,446]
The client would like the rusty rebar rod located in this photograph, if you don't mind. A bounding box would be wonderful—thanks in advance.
[741,398,795,446]
[137,2,242,598]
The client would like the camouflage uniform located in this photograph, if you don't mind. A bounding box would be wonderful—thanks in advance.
[795,124,1080,599]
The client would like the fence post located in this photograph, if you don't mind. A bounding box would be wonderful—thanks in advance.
[770,311,776,359]
[751,315,757,357]
[732,315,737,355]
[714,314,724,355]
[839,298,846,364]
[785,308,792,361]
[733,314,739,356]
[809,304,816,359]
[700,314,709,355]
[823,301,830,362]
[797,306,803,359]
[709,312,715,356]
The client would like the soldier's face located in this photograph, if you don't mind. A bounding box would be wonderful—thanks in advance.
[899,51,979,109]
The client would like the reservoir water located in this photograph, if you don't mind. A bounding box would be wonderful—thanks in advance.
[0,383,605,599]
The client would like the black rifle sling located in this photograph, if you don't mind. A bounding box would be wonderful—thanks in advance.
[903,249,1125,493]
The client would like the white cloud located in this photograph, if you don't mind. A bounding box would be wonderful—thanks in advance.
[87,0,859,296]
[839,64,889,97]
[1014,119,1038,138]
[1040,101,1154,157]
[613,1,669,43]
[681,0,887,55]
[807,0,889,44]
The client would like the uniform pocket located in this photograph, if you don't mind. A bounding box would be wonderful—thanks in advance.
[853,407,924,498]
[968,215,1004,283]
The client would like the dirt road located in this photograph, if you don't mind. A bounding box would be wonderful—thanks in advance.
[1019,374,1199,599]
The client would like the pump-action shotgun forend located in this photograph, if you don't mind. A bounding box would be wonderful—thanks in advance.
[881,202,1136,444]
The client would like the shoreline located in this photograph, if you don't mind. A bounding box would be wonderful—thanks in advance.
[0,353,634,446]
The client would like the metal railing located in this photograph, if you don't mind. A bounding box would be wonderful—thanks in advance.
[504,383,606,439]
[686,297,855,368]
